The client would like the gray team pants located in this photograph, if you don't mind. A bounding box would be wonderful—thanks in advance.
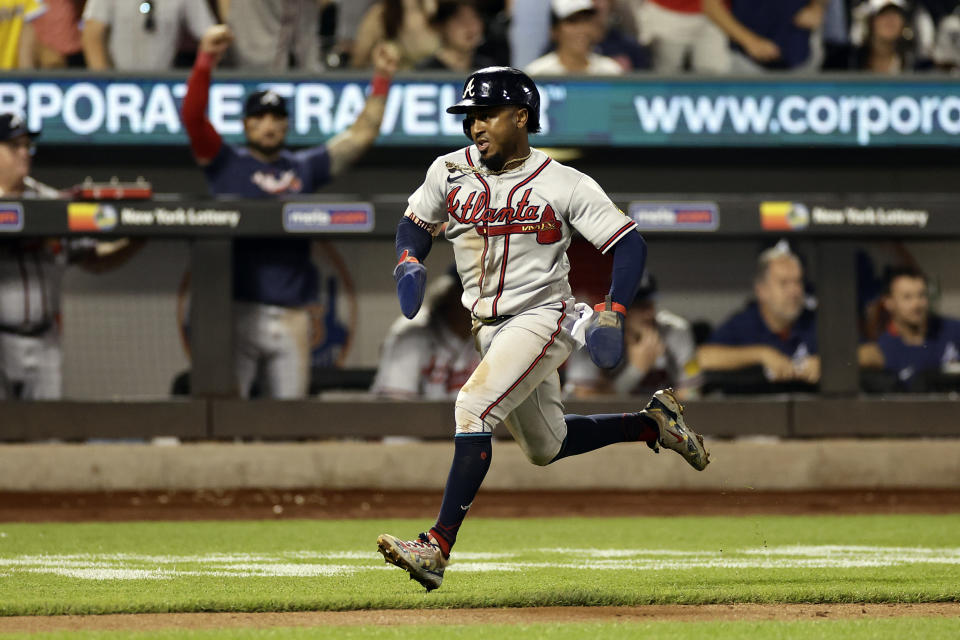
[234,302,311,399]
[455,301,577,465]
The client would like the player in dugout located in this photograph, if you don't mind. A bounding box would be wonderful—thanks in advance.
[180,25,398,398]
[376,66,710,592]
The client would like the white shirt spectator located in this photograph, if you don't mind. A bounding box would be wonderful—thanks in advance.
[82,0,215,70]
[525,50,623,74]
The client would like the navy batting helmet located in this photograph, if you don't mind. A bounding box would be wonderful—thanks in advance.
[446,66,541,138]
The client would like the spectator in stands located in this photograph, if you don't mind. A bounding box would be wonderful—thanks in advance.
[218,0,322,71]
[698,242,821,388]
[417,0,496,71]
[352,0,440,69]
[332,0,379,67]
[82,0,215,70]
[30,0,82,68]
[870,266,960,389]
[372,269,480,399]
[180,25,399,399]
[702,0,829,72]
[526,0,623,75]
[0,0,45,69]
[932,5,960,69]
[633,0,730,73]
[828,0,932,71]
[566,273,701,401]
[593,0,649,70]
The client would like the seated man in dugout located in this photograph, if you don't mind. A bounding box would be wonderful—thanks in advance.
[565,272,701,401]
[697,242,821,393]
[860,265,960,392]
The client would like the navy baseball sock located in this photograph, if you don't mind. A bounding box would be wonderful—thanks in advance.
[550,413,659,462]
[430,433,492,558]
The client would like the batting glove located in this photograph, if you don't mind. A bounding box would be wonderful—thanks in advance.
[586,295,626,369]
[394,250,427,319]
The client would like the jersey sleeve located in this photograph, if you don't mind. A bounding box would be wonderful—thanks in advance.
[406,157,450,225]
[81,0,110,22]
[565,173,637,254]
[294,145,332,192]
[370,325,430,397]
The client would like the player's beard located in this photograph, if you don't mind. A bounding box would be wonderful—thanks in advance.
[480,151,506,173]
[246,139,285,158]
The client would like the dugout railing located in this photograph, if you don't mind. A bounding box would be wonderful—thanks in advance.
[1,193,958,441]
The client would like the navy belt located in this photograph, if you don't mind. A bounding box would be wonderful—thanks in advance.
[474,314,513,326]
[0,321,53,337]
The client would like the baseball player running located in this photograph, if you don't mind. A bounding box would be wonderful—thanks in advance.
[377,67,710,591]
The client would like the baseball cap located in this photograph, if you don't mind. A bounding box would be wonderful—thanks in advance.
[0,113,39,142]
[551,0,595,20]
[868,0,908,14]
[243,90,289,118]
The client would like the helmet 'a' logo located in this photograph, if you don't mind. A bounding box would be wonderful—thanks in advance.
[464,78,475,98]
[261,91,281,106]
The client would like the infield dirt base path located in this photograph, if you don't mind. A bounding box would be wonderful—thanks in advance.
[2,489,959,522]
[1,604,959,633]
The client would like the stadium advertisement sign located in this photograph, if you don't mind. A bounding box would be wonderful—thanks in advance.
[1,76,959,147]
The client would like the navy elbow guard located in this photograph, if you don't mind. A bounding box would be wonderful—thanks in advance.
[586,296,626,369]
[394,251,427,319]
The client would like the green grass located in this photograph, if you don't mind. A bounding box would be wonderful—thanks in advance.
[3,619,960,640]
[0,515,958,616]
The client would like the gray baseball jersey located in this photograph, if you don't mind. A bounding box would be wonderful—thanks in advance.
[372,315,480,400]
[406,146,638,457]
[407,146,637,320]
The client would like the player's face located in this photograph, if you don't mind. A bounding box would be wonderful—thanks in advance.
[885,276,929,329]
[756,256,805,325]
[243,113,288,156]
[0,134,32,186]
[442,5,484,53]
[467,105,526,170]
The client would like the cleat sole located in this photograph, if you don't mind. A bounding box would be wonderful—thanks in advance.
[376,534,441,592]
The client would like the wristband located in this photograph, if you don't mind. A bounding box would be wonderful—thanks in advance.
[594,301,627,315]
[371,74,390,97]
[398,250,419,265]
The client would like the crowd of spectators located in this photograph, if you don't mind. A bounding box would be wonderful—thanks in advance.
[4,0,960,73]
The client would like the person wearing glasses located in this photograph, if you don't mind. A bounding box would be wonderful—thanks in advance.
[82,0,215,70]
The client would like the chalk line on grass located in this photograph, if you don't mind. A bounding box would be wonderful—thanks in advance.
[2,546,958,580]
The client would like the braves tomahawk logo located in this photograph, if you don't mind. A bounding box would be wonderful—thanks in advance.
[445,186,562,244]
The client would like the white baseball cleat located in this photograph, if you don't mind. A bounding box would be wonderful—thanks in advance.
[641,388,711,471]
